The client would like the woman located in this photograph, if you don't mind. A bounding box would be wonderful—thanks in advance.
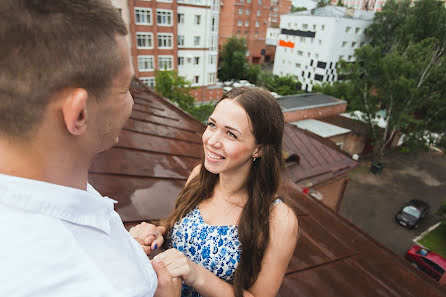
[130,87,298,297]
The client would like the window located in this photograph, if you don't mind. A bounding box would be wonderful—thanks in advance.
[255,21,259,27]
[254,31,258,38]
[137,56,154,71]
[178,13,184,24]
[211,17,217,31]
[239,8,243,14]
[208,73,216,83]
[297,50,303,56]
[178,56,184,65]
[135,8,152,25]
[238,19,242,26]
[209,55,216,64]
[339,55,344,60]
[303,24,308,30]
[178,35,184,46]
[319,39,322,45]
[194,36,200,46]
[136,32,153,49]
[257,10,261,17]
[157,33,173,48]
[321,25,325,31]
[158,56,173,70]
[355,27,361,34]
[194,57,200,65]
[360,42,365,47]
[342,41,347,47]
[351,42,356,47]
[194,75,199,83]
[345,26,351,33]
[194,15,201,25]
[247,0,251,3]
[295,63,301,68]
[246,9,250,15]
[157,10,172,26]
[313,24,316,30]
[258,0,262,4]
[140,77,155,88]
[245,20,249,27]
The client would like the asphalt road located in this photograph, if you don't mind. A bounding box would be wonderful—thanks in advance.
[340,150,446,257]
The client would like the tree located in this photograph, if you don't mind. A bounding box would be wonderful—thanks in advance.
[317,0,330,8]
[257,72,302,96]
[218,37,248,81]
[328,0,446,158]
[291,6,307,12]
[244,64,261,85]
[154,70,214,122]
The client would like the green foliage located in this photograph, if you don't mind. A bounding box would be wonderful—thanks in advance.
[418,221,446,258]
[437,199,446,217]
[155,70,214,122]
[319,0,446,159]
[155,70,194,110]
[218,37,248,82]
[317,0,330,8]
[187,103,215,123]
[291,6,307,12]
[256,72,302,96]
[244,64,261,85]
[336,0,344,6]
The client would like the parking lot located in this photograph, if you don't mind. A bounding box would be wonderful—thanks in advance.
[340,150,446,256]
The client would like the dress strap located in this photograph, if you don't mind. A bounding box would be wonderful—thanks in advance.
[271,198,283,208]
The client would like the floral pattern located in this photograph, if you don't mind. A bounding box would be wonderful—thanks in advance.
[168,206,241,297]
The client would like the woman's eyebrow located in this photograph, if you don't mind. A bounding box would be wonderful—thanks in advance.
[209,117,242,135]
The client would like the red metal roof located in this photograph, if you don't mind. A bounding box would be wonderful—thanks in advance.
[88,81,446,296]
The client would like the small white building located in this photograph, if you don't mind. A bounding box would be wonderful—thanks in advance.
[273,6,374,91]
[177,0,219,88]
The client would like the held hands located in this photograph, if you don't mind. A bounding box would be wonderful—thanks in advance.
[152,258,182,297]
[153,248,200,287]
[129,222,164,255]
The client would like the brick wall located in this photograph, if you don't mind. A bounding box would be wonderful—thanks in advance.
[283,102,347,122]
[190,86,223,102]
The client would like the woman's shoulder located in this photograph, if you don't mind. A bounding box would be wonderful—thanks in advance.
[270,199,298,235]
[186,164,201,185]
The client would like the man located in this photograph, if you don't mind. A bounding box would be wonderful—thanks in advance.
[0,0,180,296]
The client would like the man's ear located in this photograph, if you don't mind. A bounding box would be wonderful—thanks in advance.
[62,88,88,136]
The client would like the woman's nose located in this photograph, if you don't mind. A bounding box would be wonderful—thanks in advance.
[207,130,221,147]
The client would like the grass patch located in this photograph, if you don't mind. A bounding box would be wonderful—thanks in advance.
[350,162,370,175]
[418,221,446,258]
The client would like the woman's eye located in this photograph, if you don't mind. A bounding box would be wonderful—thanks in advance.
[207,122,216,128]
[227,131,237,139]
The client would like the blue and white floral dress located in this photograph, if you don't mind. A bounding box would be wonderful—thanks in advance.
[168,206,241,297]
[168,199,282,297]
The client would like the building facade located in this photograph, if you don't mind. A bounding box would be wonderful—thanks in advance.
[219,0,273,63]
[331,0,386,12]
[273,7,373,91]
[121,0,221,102]
[177,0,222,102]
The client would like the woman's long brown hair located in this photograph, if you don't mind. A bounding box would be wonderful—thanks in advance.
[164,87,285,297]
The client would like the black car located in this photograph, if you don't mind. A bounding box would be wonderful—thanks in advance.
[395,199,430,229]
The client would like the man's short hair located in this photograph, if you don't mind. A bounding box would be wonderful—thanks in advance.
[0,0,128,138]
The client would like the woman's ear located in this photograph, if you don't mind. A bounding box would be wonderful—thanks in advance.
[62,88,88,136]
[252,145,263,159]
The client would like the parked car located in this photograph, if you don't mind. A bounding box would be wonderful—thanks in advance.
[406,245,446,281]
[395,199,429,229]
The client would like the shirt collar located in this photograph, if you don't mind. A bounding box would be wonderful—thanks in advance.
[0,173,117,234]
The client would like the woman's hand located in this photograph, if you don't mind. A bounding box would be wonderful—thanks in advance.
[129,222,164,255]
[153,248,200,287]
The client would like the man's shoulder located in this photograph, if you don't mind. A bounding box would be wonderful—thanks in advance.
[0,204,123,297]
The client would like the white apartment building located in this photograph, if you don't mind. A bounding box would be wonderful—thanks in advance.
[273,7,374,91]
[177,0,219,88]
[336,0,386,12]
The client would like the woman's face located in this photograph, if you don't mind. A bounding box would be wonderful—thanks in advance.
[202,99,260,176]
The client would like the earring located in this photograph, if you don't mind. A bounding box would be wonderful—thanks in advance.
[253,157,256,162]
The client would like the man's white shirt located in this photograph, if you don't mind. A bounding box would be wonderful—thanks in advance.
[0,173,157,297]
